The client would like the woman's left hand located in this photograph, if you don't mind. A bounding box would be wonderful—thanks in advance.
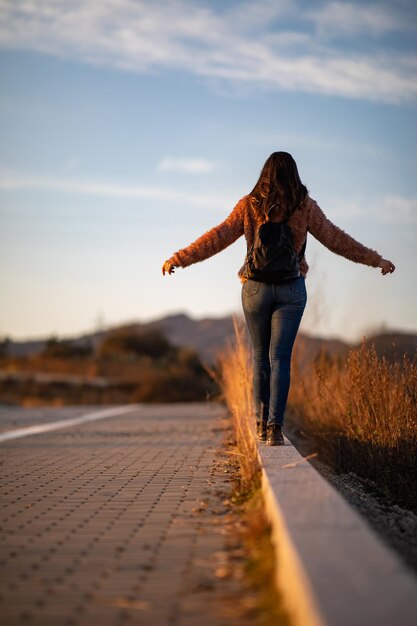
[162,260,177,275]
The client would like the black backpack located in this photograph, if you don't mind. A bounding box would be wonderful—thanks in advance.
[243,204,306,284]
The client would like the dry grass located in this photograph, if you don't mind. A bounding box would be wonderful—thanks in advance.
[211,316,417,512]
[288,339,417,510]
[290,340,417,448]
[209,316,261,499]
[212,323,292,625]
[0,341,216,405]
[236,488,292,626]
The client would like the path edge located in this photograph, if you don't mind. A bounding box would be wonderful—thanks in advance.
[260,462,325,626]
[256,435,417,626]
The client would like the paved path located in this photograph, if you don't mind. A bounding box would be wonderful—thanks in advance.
[0,403,248,626]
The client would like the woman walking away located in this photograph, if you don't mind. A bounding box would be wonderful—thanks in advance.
[162,152,395,446]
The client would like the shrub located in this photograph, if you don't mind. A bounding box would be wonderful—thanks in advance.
[41,337,93,359]
[98,327,172,359]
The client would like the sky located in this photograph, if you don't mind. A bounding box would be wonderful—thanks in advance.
[1,0,416,343]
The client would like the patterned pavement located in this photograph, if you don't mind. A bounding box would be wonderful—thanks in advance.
[0,402,250,626]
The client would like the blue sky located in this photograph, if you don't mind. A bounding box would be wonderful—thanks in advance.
[1,0,416,342]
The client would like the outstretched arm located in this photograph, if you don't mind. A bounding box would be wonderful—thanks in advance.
[162,196,246,275]
[307,198,394,273]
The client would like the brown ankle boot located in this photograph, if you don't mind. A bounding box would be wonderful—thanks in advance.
[266,424,285,446]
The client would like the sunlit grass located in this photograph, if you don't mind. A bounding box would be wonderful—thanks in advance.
[211,316,417,511]
[288,339,417,509]
[211,321,291,625]
[209,315,261,498]
[290,339,416,449]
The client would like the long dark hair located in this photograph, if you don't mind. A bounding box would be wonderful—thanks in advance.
[249,152,308,222]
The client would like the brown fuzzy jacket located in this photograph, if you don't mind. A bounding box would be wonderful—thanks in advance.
[167,194,382,282]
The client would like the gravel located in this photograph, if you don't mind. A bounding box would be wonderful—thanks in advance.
[312,459,417,576]
[285,423,417,577]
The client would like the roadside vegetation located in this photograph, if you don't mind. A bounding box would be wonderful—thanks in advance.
[288,337,417,512]
[212,317,261,497]
[211,315,417,621]
[0,326,216,406]
[214,316,417,513]
[211,317,292,626]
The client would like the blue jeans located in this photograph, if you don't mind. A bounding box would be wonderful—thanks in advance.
[241,276,307,427]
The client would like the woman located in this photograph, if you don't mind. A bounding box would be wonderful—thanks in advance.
[162,152,395,446]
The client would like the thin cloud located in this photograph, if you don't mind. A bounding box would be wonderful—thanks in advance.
[0,0,415,103]
[0,170,233,210]
[326,195,417,224]
[1,169,415,225]
[307,1,415,38]
[157,157,216,174]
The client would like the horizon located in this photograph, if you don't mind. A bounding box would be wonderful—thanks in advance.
[3,308,415,347]
[1,0,416,343]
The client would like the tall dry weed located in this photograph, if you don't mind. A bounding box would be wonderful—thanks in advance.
[210,299,417,510]
[289,342,417,509]
[212,316,261,496]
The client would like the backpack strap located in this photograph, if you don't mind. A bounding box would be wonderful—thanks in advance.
[266,203,279,222]
[267,203,292,224]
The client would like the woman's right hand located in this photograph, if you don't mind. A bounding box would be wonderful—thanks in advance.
[162,260,177,276]
[378,259,396,275]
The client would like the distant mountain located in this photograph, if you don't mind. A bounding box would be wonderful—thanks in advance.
[2,313,415,365]
[360,332,417,362]
[294,333,350,368]
[2,313,238,364]
[141,313,238,363]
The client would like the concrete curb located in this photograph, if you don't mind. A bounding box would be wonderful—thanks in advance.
[257,435,417,626]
